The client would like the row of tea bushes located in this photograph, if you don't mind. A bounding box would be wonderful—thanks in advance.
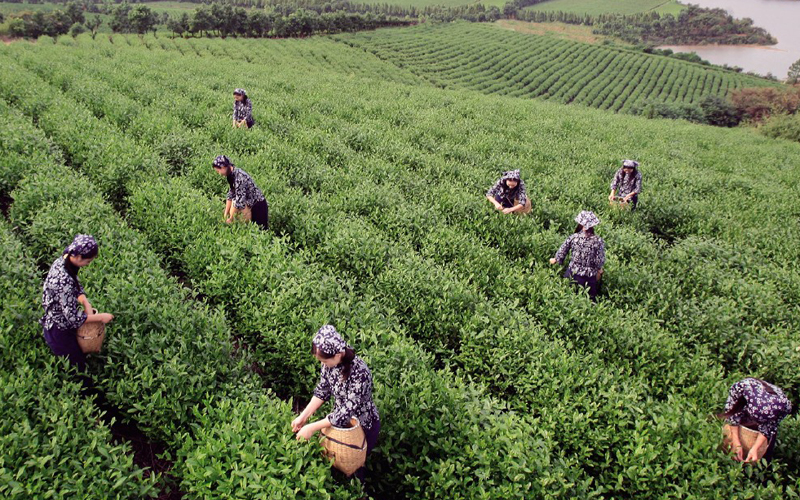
[0,51,592,499]
[0,98,361,498]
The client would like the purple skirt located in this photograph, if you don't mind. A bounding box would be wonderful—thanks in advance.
[43,325,86,372]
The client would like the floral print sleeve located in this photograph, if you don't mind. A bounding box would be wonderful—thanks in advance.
[230,169,266,210]
[233,100,253,122]
[724,378,793,442]
[515,180,528,206]
[556,234,605,277]
[486,180,504,199]
[554,234,575,265]
[313,356,380,430]
[41,257,87,331]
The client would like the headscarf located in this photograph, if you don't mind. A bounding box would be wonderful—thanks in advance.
[501,169,522,183]
[313,325,349,356]
[233,88,247,97]
[622,160,639,169]
[575,211,600,230]
[63,234,98,257]
[213,155,233,169]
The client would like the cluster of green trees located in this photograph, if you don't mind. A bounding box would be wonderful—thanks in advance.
[161,3,412,38]
[7,2,101,38]
[590,6,777,45]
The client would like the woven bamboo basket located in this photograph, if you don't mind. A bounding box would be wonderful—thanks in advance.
[722,424,768,461]
[320,418,367,476]
[76,308,105,354]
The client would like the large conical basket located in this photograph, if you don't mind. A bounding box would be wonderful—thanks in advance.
[320,418,366,476]
[722,424,768,461]
[76,309,105,354]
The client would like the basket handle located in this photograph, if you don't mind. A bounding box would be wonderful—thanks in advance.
[322,433,366,451]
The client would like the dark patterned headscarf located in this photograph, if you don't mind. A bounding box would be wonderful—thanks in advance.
[575,211,600,230]
[622,160,639,169]
[213,155,233,169]
[233,88,247,97]
[63,234,98,257]
[313,325,349,356]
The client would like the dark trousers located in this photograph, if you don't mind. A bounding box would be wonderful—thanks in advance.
[43,325,86,372]
[355,418,381,484]
[250,199,269,230]
[629,193,638,211]
[565,270,600,301]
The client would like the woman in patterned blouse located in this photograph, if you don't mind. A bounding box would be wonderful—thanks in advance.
[550,211,606,301]
[293,325,380,483]
[486,169,532,214]
[40,235,114,372]
[608,159,642,210]
[718,378,793,463]
[212,155,269,230]
[232,88,254,128]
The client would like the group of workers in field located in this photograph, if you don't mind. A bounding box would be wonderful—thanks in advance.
[37,89,793,494]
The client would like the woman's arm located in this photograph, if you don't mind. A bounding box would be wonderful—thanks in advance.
[296,417,332,440]
[504,203,524,214]
[727,425,745,461]
[745,432,768,462]
[292,396,325,432]
[78,294,92,314]
[486,195,503,210]
[224,199,233,221]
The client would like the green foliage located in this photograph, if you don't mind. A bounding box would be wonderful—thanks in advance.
[2,29,800,498]
[760,113,800,143]
[339,22,778,115]
[0,216,158,499]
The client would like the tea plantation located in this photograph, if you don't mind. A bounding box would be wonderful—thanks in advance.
[1,29,799,499]
[339,22,777,112]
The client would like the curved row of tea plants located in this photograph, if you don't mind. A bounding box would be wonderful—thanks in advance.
[8,34,800,497]
[337,22,777,112]
[0,51,596,500]
[3,31,800,497]
[0,105,158,499]
[0,85,362,499]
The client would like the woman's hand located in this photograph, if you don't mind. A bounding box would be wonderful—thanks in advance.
[549,258,557,265]
[100,313,114,324]
[291,415,308,433]
[744,447,761,463]
[502,207,514,214]
[608,193,615,202]
[295,424,316,441]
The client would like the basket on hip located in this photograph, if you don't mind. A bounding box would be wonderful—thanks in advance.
[76,308,105,354]
[721,424,768,461]
[320,418,367,476]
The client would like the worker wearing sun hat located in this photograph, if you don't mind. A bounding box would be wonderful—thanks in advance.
[608,159,642,210]
[232,88,254,128]
[292,325,380,484]
[486,169,532,214]
[549,211,606,301]
[212,155,269,229]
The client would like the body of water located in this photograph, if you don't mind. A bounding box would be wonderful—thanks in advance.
[658,0,800,79]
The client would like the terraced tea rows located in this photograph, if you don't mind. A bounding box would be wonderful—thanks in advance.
[1,30,799,499]
[339,22,777,112]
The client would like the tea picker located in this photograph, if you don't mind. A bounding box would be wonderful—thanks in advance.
[232,88,255,129]
[549,211,605,301]
[292,325,381,484]
[717,378,793,463]
[608,160,642,210]
[40,234,114,373]
[486,169,532,214]
[212,155,269,230]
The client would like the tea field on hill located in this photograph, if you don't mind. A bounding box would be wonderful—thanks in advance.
[1,31,799,499]
[339,22,777,112]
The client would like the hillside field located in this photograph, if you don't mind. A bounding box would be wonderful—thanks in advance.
[1,29,799,499]
[524,0,685,16]
[339,22,777,112]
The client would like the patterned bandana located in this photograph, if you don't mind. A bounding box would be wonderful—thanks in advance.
[313,325,348,356]
[502,169,521,182]
[233,88,247,97]
[63,234,98,257]
[213,155,232,168]
[622,160,639,169]
[575,211,600,229]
